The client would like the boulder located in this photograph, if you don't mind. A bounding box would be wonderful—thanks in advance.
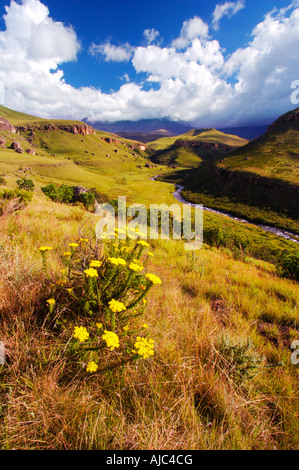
[73,186,89,201]
[0,117,16,133]
[26,149,36,155]
[10,141,21,151]
[0,137,6,147]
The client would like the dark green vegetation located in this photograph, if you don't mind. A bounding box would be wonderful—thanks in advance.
[220,107,299,184]
[156,108,299,234]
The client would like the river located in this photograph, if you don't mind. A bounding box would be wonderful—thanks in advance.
[151,176,299,244]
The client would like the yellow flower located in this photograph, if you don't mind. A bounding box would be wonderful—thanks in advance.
[108,299,126,313]
[46,298,55,307]
[89,260,102,268]
[63,252,72,258]
[61,269,66,275]
[108,257,126,267]
[129,262,144,273]
[146,273,162,285]
[79,238,89,243]
[142,323,149,329]
[69,243,79,249]
[102,330,120,351]
[96,322,103,329]
[137,240,150,247]
[84,268,98,278]
[133,337,154,359]
[39,246,52,252]
[123,325,129,332]
[67,288,74,294]
[86,361,98,373]
[147,252,154,257]
[73,326,89,343]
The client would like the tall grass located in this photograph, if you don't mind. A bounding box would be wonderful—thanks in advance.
[0,199,298,450]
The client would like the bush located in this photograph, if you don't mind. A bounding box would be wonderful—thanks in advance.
[16,178,35,191]
[79,191,96,210]
[42,183,74,203]
[0,188,33,216]
[0,177,6,186]
[276,250,299,281]
[39,232,160,376]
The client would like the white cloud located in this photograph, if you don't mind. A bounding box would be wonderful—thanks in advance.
[89,41,133,62]
[172,16,209,49]
[0,0,298,127]
[212,1,246,31]
[143,28,160,45]
[0,0,79,70]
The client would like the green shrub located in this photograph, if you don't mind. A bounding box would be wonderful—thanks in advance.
[217,335,264,384]
[0,177,6,186]
[79,191,96,210]
[276,250,299,281]
[16,178,35,192]
[42,183,74,203]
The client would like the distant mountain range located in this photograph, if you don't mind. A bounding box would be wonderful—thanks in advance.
[84,118,269,142]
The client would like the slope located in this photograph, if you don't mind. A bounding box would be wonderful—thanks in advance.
[178,108,299,232]
[0,105,174,206]
[147,128,248,168]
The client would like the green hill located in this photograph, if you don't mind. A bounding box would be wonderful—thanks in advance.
[0,105,174,206]
[147,128,248,168]
[176,108,299,232]
[219,107,299,185]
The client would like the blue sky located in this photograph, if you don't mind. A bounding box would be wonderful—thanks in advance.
[0,0,298,126]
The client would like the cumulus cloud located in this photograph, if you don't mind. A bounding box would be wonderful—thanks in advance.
[212,1,246,31]
[172,16,209,49]
[0,0,298,127]
[143,28,160,45]
[89,41,134,62]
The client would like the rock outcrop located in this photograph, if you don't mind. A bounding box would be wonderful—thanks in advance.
[58,124,95,135]
[0,117,16,133]
[173,139,232,152]
[16,122,95,136]
[10,141,22,151]
[0,138,6,147]
[73,186,89,201]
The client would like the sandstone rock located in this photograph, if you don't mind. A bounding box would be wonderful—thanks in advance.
[58,124,95,136]
[0,117,16,133]
[0,137,6,147]
[73,186,89,201]
[10,141,21,151]
[26,149,36,155]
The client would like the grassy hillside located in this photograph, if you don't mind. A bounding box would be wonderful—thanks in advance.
[0,105,298,450]
[147,128,248,168]
[148,128,248,152]
[0,105,176,206]
[0,195,298,450]
[171,109,299,232]
[219,107,299,185]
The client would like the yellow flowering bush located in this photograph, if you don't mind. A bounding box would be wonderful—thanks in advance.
[40,231,161,375]
[102,330,120,351]
[73,326,89,343]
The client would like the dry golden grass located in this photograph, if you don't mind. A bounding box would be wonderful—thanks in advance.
[0,198,298,450]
